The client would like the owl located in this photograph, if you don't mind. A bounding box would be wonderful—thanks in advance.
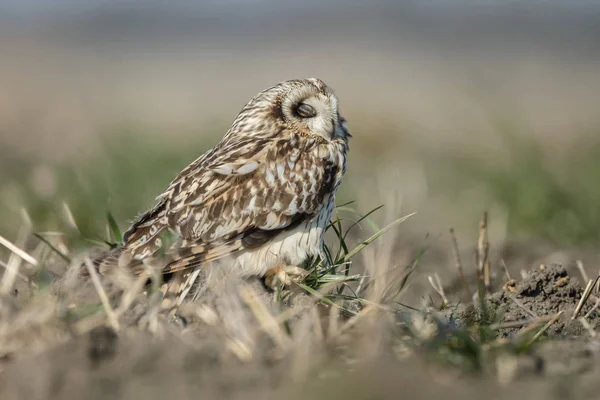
[96,78,350,299]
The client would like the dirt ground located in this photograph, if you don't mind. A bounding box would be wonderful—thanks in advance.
[0,253,599,400]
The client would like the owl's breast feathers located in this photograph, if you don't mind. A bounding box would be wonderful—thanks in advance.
[98,134,347,275]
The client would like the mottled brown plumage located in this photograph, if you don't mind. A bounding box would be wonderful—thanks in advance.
[98,78,350,291]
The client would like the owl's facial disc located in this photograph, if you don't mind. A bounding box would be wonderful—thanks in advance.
[280,81,348,142]
[284,93,348,140]
[295,94,338,141]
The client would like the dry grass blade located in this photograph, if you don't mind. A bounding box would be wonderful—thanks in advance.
[0,214,33,295]
[355,275,367,297]
[520,269,528,280]
[500,259,511,281]
[583,297,600,320]
[62,201,80,232]
[449,227,472,300]
[572,276,600,320]
[0,259,31,285]
[84,257,120,332]
[489,317,547,331]
[507,294,538,318]
[338,304,376,335]
[485,314,555,349]
[0,252,23,297]
[428,273,448,307]
[327,299,341,337]
[515,315,554,338]
[239,284,290,351]
[116,272,149,316]
[476,212,491,292]
[0,234,38,267]
[226,338,253,362]
[576,260,589,283]
[526,311,564,346]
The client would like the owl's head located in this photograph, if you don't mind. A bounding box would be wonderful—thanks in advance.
[228,78,350,143]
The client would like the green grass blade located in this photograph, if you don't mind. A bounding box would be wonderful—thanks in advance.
[106,210,123,243]
[296,282,356,315]
[342,204,384,242]
[334,207,360,213]
[334,206,382,233]
[84,237,118,249]
[397,244,427,294]
[335,200,356,209]
[343,212,416,262]
[330,217,349,263]
[33,233,72,263]
[317,273,361,283]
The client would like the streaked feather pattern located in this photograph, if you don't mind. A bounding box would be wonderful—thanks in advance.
[98,78,350,285]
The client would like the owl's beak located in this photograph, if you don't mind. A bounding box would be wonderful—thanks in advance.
[338,116,352,138]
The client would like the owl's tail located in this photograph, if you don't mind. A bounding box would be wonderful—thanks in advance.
[80,245,201,311]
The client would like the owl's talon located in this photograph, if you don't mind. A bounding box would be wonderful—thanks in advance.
[264,265,307,290]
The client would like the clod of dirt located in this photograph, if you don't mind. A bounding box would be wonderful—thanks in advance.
[488,264,598,338]
[451,264,599,338]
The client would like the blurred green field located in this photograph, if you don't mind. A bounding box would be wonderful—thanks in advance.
[2,117,600,255]
[1,7,600,256]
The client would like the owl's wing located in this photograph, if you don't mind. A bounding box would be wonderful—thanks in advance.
[118,135,333,274]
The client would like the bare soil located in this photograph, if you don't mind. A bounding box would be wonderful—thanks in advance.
[0,261,599,400]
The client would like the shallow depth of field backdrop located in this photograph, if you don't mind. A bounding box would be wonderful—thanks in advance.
[2,2,600,399]
[1,1,600,300]
[2,1,600,247]
[2,2,600,297]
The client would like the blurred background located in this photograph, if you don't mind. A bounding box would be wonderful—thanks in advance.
[1,1,600,273]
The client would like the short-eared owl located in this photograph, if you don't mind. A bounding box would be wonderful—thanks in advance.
[97,78,350,291]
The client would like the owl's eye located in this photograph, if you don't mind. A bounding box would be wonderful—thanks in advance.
[296,103,317,118]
